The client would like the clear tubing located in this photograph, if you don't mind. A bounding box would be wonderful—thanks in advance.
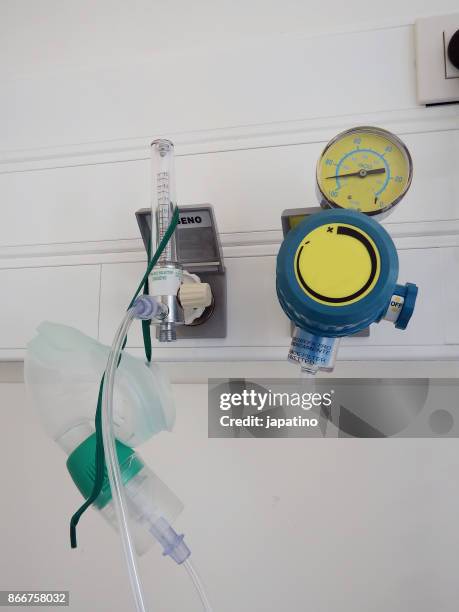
[300,368,316,386]
[299,367,316,398]
[183,559,214,612]
[101,308,147,612]
[300,363,319,376]
[102,304,213,612]
[151,139,178,265]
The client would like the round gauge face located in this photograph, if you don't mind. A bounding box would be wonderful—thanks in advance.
[316,127,413,216]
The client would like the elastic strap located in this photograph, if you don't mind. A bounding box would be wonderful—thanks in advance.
[141,240,152,364]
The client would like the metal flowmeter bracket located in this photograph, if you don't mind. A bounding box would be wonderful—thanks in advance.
[136,204,227,339]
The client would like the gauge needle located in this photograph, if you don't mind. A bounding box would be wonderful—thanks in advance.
[326,168,386,179]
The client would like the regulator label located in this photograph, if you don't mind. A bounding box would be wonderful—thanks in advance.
[288,328,337,369]
[177,210,212,228]
[384,294,404,323]
[149,267,182,296]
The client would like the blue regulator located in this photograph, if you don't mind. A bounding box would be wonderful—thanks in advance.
[276,126,419,374]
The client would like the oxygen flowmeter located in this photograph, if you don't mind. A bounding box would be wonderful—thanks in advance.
[276,126,418,374]
[137,139,226,342]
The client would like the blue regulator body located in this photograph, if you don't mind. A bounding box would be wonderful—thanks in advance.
[276,209,418,371]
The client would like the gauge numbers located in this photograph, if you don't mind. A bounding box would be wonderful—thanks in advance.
[316,127,413,216]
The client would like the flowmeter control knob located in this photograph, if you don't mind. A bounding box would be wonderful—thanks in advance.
[179,282,212,309]
[448,30,459,70]
[276,209,418,338]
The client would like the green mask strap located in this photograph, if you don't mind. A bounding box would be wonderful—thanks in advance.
[141,237,152,364]
[70,207,179,548]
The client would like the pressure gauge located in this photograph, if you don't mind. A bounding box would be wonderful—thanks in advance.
[316,126,413,217]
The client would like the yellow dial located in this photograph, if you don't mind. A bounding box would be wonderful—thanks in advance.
[294,222,381,306]
[316,127,412,216]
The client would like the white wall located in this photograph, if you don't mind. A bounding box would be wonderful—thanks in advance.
[2,3,459,611]
[0,4,458,369]
[3,382,459,612]
[1,0,459,77]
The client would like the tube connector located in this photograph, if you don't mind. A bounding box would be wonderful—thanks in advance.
[149,517,191,564]
[132,296,168,321]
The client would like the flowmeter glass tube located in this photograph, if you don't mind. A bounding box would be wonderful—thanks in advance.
[150,139,178,264]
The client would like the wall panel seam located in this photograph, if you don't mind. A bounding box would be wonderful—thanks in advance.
[1,107,457,174]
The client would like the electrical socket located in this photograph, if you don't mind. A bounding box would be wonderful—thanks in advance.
[415,13,459,105]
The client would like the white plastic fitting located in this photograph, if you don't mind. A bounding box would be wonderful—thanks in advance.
[179,282,212,309]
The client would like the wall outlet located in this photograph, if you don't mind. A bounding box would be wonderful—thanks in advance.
[415,13,459,105]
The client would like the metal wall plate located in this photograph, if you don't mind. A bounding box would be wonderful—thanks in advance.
[136,205,227,339]
[281,206,323,238]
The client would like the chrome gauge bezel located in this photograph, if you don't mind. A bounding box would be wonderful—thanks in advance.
[316,126,413,218]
